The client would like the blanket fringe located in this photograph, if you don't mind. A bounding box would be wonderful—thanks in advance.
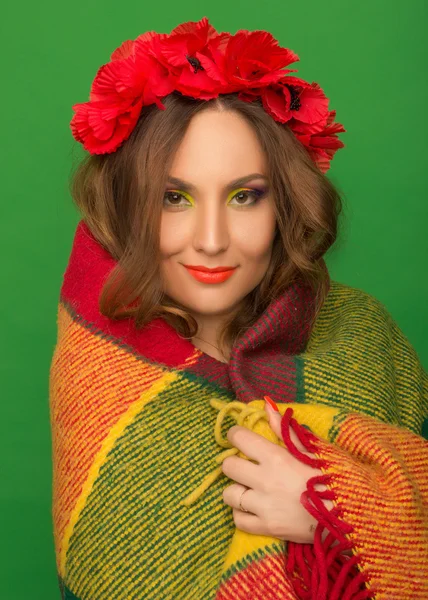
[281,407,377,600]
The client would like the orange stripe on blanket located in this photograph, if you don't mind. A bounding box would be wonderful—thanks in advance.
[215,548,300,599]
[320,413,428,598]
[49,303,174,576]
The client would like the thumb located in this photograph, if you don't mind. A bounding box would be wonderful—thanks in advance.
[264,396,283,440]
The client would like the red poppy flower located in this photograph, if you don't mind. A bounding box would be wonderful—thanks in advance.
[158,17,228,99]
[89,32,174,107]
[261,80,329,125]
[290,110,346,173]
[219,29,300,90]
[71,32,176,154]
[70,96,145,155]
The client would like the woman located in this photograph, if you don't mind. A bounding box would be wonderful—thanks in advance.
[49,17,428,600]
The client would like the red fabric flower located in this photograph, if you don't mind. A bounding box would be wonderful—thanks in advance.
[261,80,329,125]
[158,17,228,99]
[70,97,145,155]
[219,29,300,91]
[290,110,346,173]
[85,33,172,108]
[71,32,175,154]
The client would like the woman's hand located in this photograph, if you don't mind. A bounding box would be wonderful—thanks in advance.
[221,403,333,544]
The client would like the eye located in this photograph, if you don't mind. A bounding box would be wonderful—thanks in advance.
[163,191,191,208]
[228,188,267,206]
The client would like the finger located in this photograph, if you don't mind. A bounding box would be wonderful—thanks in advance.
[227,425,278,464]
[232,508,266,536]
[265,403,309,455]
[265,403,283,439]
[222,483,249,510]
[221,454,261,490]
[222,483,259,516]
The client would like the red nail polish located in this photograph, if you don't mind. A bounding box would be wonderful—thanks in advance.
[264,395,279,412]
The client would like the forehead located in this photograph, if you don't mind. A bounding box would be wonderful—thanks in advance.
[168,110,267,184]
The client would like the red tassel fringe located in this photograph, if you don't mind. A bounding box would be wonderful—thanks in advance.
[280,408,377,600]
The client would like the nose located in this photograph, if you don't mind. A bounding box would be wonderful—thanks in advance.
[192,199,230,254]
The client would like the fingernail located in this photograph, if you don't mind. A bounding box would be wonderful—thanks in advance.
[264,395,279,412]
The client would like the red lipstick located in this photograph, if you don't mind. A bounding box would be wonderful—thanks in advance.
[182,264,237,272]
[183,264,237,284]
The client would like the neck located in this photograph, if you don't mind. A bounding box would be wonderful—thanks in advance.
[191,316,226,350]
[192,335,230,362]
[188,300,245,363]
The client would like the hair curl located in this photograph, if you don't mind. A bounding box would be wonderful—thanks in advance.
[69,92,345,359]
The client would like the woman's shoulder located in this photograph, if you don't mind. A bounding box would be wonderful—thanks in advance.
[323,279,424,369]
[325,279,394,322]
[315,278,424,365]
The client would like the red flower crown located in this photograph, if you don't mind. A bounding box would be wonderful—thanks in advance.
[70,17,346,173]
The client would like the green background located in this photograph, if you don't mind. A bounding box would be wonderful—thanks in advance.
[1,2,427,598]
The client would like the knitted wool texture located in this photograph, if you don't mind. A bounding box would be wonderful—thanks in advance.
[49,220,428,600]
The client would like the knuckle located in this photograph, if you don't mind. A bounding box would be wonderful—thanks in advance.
[222,483,233,502]
[270,449,286,468]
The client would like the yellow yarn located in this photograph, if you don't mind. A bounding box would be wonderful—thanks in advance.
[181,399,280,507]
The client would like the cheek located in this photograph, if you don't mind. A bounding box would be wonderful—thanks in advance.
[235,215,277,258]
[159,216,188,255]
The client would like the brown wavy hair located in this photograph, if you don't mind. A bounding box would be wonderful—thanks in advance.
[69,91,345,358]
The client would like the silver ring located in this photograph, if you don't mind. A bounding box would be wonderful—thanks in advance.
[238,487,250,513]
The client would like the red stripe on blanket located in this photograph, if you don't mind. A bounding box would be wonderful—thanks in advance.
[60,220,197,367]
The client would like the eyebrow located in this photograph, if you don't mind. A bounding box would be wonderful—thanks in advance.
[166,173,269,193]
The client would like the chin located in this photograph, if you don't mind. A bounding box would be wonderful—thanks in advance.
[177,289,251,316]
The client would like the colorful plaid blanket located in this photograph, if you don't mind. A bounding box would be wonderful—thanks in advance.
[49,220,428,599]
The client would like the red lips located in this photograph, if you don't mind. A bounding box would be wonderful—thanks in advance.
[183,265,237,284]
[182,264,237,272]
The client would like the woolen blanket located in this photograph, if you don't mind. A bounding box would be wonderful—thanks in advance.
[49,220,428,600]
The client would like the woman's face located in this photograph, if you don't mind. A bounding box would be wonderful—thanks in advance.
[159,108,277,326]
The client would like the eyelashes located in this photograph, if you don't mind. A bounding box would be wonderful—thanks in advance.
[163,187,268,209]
